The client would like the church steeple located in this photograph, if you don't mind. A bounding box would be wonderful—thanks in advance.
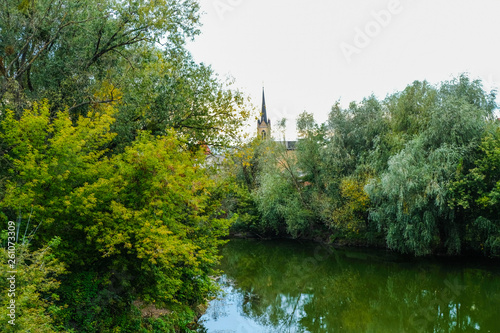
[257,87,271,139]
[261,88,268,124]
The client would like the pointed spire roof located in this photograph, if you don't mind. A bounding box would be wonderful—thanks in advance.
[260,87,269,124]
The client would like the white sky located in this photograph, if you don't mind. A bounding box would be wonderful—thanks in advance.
[187,0,500,140]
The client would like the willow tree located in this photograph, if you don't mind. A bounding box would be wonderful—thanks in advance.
[366,76,496,255]
[321,98,387,235]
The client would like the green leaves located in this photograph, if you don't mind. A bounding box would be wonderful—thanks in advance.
[449,127,500,256]
[0,100,116,220]
[0,100,231,329]
[366,137,459,255]
[367,76,496,255]
[113,47,249,149]
[0,0,201,114]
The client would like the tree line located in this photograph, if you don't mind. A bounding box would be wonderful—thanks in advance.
[227,75,500,257]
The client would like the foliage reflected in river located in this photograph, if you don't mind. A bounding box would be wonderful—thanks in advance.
[197,239,500,333]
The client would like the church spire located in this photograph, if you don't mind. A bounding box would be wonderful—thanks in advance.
[261,87,268,124]
[257,86,271,139]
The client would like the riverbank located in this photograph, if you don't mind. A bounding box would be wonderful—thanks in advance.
[227,230,495,260]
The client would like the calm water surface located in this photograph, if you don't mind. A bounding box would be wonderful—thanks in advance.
[197,239,500,333]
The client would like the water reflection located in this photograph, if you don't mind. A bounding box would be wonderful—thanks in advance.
[198,239,500,332]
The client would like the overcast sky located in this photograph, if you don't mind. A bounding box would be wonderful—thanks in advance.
[186,0,500,140]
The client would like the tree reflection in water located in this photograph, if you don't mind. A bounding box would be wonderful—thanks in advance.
[198,239,500,332]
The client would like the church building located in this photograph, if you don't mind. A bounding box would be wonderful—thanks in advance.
[257,88,271,139]
[256,88,296,150]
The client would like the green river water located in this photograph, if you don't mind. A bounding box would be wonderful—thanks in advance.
[196,239,500,333]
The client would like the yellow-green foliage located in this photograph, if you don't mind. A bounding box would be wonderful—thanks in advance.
[0,100,231,326]
[0,100,116,221]
[72,131,231,303]
[332,176,370,233]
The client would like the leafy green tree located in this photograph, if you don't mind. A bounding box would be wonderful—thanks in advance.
[0,100,116,226]
[0,0,248,151]
[73,131,231,304]
[326,96,388,173]
[449,126,500,255]
[385,80,437,137]
[112,47,249,149]
[366,136,461,255]
[295,112,334,234]
[241,136,315,237]
[0,0,200,114]
[320,98,387,238]
[0,100,231,329]
[367,76,496,255]
[216,138,263,233]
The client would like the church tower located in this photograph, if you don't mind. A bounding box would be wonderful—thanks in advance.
[257,88,271,139]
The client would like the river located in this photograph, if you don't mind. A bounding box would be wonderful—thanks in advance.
[196,238,500,332]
